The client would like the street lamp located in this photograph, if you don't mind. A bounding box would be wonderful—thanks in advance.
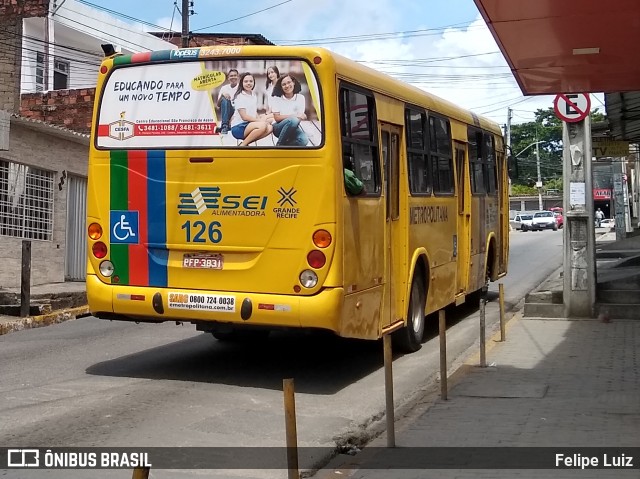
[514,140,545,211]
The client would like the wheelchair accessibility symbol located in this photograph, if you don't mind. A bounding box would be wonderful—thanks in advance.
[110,211,139,244]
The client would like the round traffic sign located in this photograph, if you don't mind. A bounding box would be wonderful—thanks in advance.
[553,93,590,123]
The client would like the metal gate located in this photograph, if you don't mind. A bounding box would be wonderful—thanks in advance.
[65,175,87,281]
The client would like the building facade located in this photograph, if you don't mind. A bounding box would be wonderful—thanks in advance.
[0,113,89,287]
[0,0,175,288]
[0,0,275,288]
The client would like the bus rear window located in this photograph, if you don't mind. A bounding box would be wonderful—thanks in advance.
[97,58,323,149]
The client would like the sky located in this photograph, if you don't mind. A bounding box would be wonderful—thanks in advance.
[77,0,606,128]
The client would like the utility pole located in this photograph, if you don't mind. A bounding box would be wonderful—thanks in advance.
[181,0,191,48]
[536,135,543,210]
[563,116,596,318]
[505,108,512,150]
[506,108,512,195]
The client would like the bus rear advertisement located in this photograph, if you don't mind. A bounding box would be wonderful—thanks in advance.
[87,45,508,353]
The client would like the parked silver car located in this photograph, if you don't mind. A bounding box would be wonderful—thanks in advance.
[510,213,534,231]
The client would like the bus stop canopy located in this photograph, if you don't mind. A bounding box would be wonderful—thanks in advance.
[473,0,640,142]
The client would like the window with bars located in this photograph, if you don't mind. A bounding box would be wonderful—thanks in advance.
[34,54,71,91]
[54,58,70,90]
[0,160,54,241]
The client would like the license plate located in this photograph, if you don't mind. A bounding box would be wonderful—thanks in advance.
[182,253,223,269]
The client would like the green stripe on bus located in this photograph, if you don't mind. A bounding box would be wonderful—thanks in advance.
[110,151,129,285]
[113,55,132,66]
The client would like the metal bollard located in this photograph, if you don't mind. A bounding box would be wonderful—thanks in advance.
[20,240,31,317]
[439,310,447,400]
[499,283,506,342]
[283,378,300,479]
[479,296,487,368]
[131,467,150,479]
[383,334,395,447]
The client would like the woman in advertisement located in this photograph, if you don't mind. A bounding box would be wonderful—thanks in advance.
[270,74,309,147]
[230,72,274,146]
[264,65,280,113]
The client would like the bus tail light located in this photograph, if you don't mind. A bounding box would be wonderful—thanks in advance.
[299,270,318,288]
[307,250,326,269]
[88,223,103,240]
[92,242,108,259]
[312,229,332,248]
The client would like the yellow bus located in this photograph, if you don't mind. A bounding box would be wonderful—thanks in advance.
[87,45,508,352]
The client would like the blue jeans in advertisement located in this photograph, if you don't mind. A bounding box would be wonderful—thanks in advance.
[220,98,234,132]
[273,117,308,146]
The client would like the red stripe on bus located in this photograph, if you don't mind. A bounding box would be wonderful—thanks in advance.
[97,124,110,136]
[131,52,152,63]
[127,150,149,286]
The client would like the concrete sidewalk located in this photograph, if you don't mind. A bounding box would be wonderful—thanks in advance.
[0,281,87,335]
[316,313,640,478]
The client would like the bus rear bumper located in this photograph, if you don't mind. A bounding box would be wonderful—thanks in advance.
[87,274,344,333]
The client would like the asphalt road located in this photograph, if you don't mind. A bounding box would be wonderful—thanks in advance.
[0,229,564,479]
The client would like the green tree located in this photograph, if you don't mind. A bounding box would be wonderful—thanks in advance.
[509,107,605,189]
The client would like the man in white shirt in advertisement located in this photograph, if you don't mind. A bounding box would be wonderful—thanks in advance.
[216,69,239,134]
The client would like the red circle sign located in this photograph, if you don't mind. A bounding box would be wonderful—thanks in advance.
[553,93,591,122]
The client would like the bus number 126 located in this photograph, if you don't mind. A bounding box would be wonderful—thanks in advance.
[181,220,223,243]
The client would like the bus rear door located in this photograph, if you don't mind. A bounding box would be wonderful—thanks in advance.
[380,123,403,329]
[455,141,471,297]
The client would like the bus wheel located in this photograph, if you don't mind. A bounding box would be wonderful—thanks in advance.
[393,276,426,353]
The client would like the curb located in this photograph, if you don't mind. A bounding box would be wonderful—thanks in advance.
[313,308,521,478]
[0,305,90,336]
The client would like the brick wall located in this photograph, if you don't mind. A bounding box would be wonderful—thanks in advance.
[20,89,95,134]
[0,0,50,113]
[0,0,49,17]
[0,16,23,113]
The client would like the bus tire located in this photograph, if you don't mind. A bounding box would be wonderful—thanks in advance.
[393,275,426,353]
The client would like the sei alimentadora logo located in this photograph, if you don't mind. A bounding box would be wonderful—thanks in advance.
[178,187,268,217]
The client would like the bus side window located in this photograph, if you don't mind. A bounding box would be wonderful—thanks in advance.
[430,115,454,195]
[339,85,381,196]
[484,133,498,195]
[468,128,485,195]
[405,107,431,195]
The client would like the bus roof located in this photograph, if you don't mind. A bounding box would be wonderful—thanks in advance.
[329,50,503,136]
[103,45,502,136]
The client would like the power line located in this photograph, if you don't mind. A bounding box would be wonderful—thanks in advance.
[0,38,103,69]
[52,12,167,52]
[277,20,480,44]
[359,51,502,65]
[193,0,292,32]
[76,0,176,32]
[0,26,104,59]
[279,28,487,46]
[479,97,534,115]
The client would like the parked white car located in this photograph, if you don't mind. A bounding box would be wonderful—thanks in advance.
[510,213,534,231]
[527,211,558,231]
[600,218,615,228]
